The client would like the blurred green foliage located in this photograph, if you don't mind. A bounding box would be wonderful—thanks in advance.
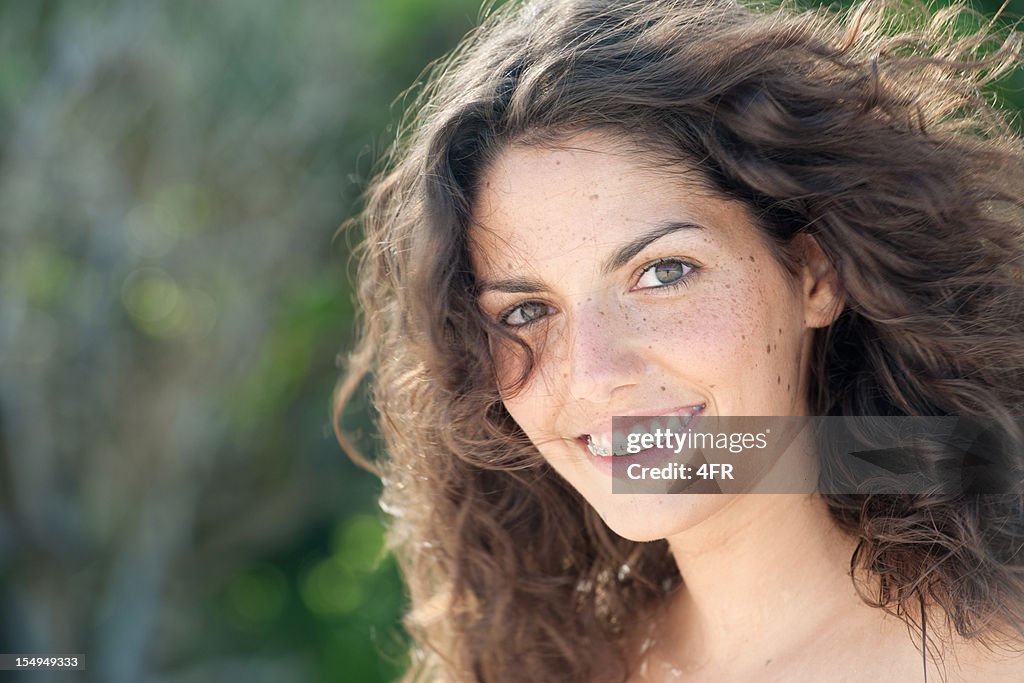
[0,1,484,681]
[0,1,1019,683]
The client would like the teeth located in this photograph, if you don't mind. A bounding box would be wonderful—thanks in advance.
[586,432,611,456]
[586,432,650,457]
[585,433,637,457]
[584,404,706,457]
[612,430,628,455]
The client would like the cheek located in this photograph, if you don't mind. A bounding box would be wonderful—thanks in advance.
[500,390,564,459]
[641,274,806,397]
[490,332,550,399]
[491,337,562,438]
[716,279,807,403]
[491,341,526,395]
[650,289,765,362]
[490,313,581,396]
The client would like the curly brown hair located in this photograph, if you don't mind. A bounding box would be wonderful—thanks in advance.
[333,1,1024,681]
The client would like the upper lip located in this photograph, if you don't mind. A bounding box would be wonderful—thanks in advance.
[574,403,706,439]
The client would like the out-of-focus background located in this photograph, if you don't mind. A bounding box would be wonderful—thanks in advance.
[0,1,1020,682]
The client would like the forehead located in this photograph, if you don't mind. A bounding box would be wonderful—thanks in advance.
[468,132,763,271]
[474,134,701,226]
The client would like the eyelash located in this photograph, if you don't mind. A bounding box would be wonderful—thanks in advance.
[632,258,698,292]
[496,258,699,329]
[498,300,553,328]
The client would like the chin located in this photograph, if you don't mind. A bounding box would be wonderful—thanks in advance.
[589,493,732,543]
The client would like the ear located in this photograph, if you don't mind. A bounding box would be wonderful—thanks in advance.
[798,234,844,328]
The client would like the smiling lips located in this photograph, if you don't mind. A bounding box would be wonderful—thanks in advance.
[582,404,706,457]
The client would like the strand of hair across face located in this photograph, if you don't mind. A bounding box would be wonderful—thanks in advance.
[920,589,928,683]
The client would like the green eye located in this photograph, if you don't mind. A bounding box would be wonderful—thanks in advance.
[636,259,693,289]
[502,301,552,327]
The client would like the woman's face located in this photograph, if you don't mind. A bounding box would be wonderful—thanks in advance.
[469,132,840,540]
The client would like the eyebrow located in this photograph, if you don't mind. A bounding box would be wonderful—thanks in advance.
[475,276,548,295]
[602,220,704,274]
[475,220,704,295]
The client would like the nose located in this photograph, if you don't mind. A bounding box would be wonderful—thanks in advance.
[563,298,645,403]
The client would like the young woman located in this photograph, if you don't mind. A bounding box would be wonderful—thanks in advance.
[335,1,1024,681]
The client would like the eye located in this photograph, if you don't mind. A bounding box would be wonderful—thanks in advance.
[500,301,554,327]
[635,258,695,289]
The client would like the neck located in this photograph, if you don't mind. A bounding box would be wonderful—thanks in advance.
[659,494,865,672]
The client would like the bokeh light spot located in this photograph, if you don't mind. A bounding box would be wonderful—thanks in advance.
[332,514,386,574]
[300,557,364,617]
[120,267,188,337]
